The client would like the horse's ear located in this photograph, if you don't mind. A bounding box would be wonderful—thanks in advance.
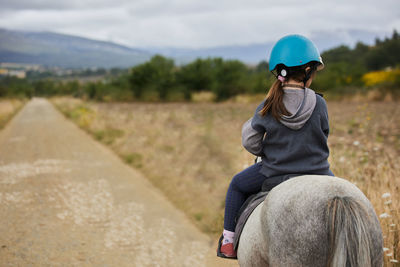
[316,92,324,98]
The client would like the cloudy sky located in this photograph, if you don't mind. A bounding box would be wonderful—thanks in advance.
[0,0,399,48]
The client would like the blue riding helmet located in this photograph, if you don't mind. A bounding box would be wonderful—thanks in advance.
[269,34,324,72]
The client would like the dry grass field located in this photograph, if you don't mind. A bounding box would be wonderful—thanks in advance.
[52,97,399,265]
[0,99,25,129]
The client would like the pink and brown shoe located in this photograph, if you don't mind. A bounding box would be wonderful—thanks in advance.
[216,235,237,259]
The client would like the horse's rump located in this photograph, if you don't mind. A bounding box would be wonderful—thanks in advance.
[237,175,383,267]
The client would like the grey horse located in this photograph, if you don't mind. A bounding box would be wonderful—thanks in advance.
[237,175,383,267]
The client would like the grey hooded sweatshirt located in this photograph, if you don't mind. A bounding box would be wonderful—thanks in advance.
[242,88,331,178]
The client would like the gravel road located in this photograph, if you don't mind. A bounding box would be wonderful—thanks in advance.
[0,98,237,267]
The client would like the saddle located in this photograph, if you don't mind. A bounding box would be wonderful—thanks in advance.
[233,173,303,250]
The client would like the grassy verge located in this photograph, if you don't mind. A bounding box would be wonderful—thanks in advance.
[52,97,400,265]
[0,99,26,130]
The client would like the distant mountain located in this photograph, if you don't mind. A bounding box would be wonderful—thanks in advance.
[149,29,388,65]
[0,28,152,68]
[0,28,389,68]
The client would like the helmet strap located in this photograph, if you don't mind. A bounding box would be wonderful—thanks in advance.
[302,65,317,87]
[271,70,278,79]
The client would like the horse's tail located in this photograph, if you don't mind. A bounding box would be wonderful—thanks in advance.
[326,196,374,267]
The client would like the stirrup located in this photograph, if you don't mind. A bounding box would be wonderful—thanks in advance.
[216,235,237,260]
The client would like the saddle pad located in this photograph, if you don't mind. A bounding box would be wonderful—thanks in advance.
[233,191,269,250]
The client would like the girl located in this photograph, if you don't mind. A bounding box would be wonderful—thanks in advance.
[217,34,334,259]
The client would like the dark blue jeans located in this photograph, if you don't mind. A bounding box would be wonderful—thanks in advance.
[224,163,266,231]
[223,163,334,231]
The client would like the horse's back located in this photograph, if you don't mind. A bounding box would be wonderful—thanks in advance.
[238,175,383,267]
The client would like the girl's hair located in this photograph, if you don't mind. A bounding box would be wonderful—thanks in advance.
[259,63,317,120]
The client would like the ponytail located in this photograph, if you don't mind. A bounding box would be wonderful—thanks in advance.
[259,80,290,120]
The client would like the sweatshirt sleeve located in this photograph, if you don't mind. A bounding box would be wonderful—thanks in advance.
[242,118,264,156]
[250,101,267,133]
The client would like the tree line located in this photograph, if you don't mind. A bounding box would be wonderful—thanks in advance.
[1,30,399,101]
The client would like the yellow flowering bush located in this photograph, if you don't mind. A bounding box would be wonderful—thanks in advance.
[362,69,400,87]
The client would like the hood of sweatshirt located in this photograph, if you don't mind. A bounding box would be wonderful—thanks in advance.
[280,87,316,130]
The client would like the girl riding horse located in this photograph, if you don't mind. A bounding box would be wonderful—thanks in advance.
[217,34,334,259]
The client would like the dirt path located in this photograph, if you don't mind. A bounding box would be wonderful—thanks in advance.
[0,98,237,266]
